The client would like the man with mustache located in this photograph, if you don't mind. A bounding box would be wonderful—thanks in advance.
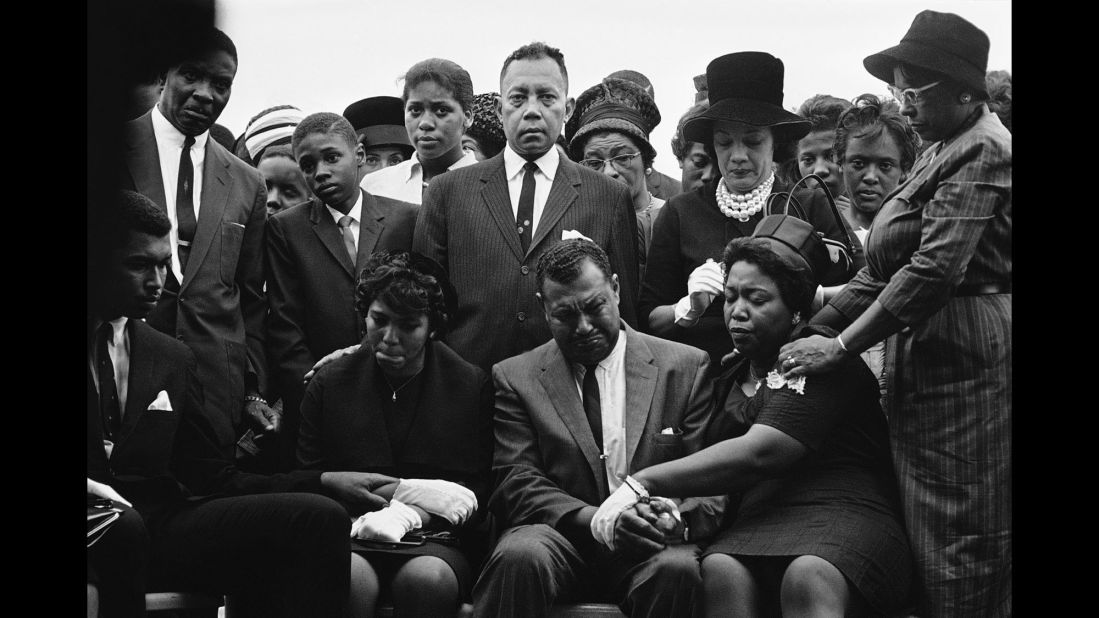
[471,239,719,617]
[413,42,640,374]
[120,28,277,457]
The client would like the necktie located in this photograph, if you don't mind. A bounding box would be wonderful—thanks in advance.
[96,323,122,440]
[176,135,198,273]
[517,162,537,253]
[337,215,357,267]
[582,364,603,452]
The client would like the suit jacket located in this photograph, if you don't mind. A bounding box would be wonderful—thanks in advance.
[265,191,418,418]
[87,319,324,531]
[488,325,715,533]
[121,110,268,450]
[297,340,494,523]
[414,152,640,373]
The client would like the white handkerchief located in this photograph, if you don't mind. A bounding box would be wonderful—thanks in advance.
[660,427,678,435]
[147,390,173,411]
[562,229,592,241]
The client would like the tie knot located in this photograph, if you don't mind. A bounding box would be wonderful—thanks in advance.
[584,363,599,375]
[523,161,538,175]
[338,215,354,229]
[183,135,196,149]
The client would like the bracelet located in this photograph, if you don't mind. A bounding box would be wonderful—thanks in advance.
[835,334,850,354]
[244,395,268,405]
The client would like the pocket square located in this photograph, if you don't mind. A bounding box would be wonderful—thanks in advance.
[562,229,592,241]
[227,221,246,229]
[147,390,173,411]
[660,427,680,435]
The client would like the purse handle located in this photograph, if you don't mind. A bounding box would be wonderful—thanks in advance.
[769,173,855,254]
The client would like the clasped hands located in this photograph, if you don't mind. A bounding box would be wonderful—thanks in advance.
[326,472,476,542]
[590,477,683,555]
[675,259,724,327]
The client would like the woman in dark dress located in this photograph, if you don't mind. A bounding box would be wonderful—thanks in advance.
[297,251,494,617]
[640,52,855,368]
[593,230,912,617]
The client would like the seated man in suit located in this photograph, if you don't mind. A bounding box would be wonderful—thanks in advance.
[265,112,418,470]
[414,42,640,374]
[473,239,719,618]
[87,190,400,617]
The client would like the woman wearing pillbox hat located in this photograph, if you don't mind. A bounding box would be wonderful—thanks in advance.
[778,10,1012,616]
[236,105,314,216]
[638,51,856,368]
[565,77,665,280]
[343,95,415,175]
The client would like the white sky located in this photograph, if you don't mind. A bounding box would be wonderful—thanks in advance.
[215,0,1011,171]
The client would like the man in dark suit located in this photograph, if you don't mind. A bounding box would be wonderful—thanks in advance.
[414,42,640,373]
[87,191,399,617]
[265,112,418,469]
[120,28,276,453]
[472,240,717,618]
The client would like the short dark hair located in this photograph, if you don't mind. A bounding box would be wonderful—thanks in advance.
[179,27,238,66]
[796,94,853,133]
[402,58,474,113]
[536,239,612,293]
[292,112,359,153]
[500,42,568,92]
[722,237,815,317]
[355,251,455,337]
[670,100,710,161]
[90,190,171,271]
[834,94,921,173]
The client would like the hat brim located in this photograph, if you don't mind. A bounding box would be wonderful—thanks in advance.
[682,98,811,145]
[568,119,655,162]
[358,125,411,149]
[864,42,989,99]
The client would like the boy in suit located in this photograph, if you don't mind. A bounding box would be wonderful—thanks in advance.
[87,190,397,617]
[265,112,418,469]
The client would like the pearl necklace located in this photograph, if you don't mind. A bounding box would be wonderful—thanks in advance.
[716,172,776,222]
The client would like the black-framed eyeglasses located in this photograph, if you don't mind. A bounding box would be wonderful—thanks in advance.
[580,152,641,172]
[888,81,941,106]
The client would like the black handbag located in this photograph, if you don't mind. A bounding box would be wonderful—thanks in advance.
[758,173,857,286]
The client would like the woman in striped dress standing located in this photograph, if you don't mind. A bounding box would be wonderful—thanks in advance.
[778,10,1011,617]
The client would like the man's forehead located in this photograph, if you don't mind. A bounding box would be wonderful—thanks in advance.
[175,49,237,75]
[502,57,566,89]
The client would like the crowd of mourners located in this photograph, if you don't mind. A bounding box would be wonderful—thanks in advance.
[87,8,1011,618]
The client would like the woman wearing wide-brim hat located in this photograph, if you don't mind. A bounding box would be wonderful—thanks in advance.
[779,11,1012,617]
[639,51,856,368]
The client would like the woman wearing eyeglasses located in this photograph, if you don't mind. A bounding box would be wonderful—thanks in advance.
[639,52,853,368]
[564,78,665,282]
[778,11,1011,617]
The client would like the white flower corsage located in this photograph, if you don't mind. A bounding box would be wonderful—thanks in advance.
[765,370,806,395]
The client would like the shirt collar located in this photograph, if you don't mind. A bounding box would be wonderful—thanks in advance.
[327,189,364,225]
[404,149,481,182]
[151,103,209,152]
[504,143,559,182]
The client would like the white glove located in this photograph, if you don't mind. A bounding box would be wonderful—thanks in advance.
[674,259,724,327]
[590,476,647,550]
[393,478,477,525]
[350,499,422,541]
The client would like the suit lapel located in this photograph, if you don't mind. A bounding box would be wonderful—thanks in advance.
[622,327,658,468]
[310,199,357,278]
[528,159,579,256]
[538,345,606,492]
[115,321,152,448]
[357,190,385,267]
[480,156,525,261]
[123,114,167,213]
[183,141,231,289]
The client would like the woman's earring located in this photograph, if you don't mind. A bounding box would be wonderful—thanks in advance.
[792,312,801,325]
[959,93,972,104]
[645,168,653,175]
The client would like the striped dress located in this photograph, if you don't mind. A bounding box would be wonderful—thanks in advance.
[828,105,1011,617]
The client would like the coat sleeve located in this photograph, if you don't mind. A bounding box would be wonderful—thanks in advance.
[607,185,640,328]
[487,363,592,529]
[263,214,312,407]
[414,177,449,273]
[638,200,685,325]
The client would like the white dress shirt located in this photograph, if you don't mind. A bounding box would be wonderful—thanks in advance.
[572,329,628,493]
[90,317,131,458]
[151,105,209,284]
[360,150,479,204]
[326,190,365,249]
[504,145,560,238]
